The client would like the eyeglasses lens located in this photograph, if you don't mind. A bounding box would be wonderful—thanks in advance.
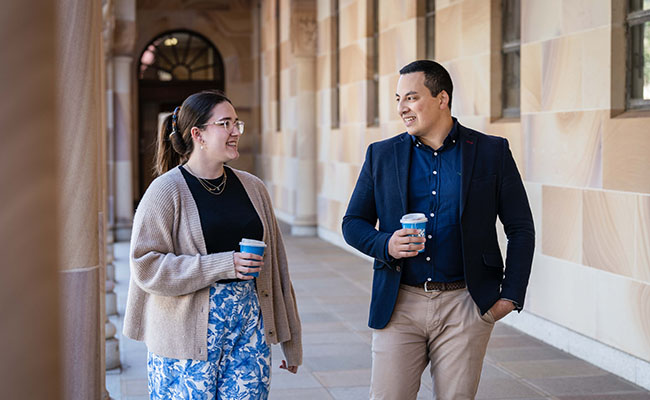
[235,121,245,134]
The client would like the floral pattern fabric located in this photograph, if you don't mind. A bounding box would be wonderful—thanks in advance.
[148,280,271,399]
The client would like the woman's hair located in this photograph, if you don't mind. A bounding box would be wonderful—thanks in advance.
[154,90,233,176]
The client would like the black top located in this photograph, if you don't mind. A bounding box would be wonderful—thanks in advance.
[179,165,264,255]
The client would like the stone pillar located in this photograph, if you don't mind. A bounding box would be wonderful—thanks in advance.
[113,0,137,241]
[106,58,119,315]
[55,0,105,398]
[113,55,135,241]
[104,0,117,282]
[103,0,121,376]
[0,1,62,399]
[289,1,318,236]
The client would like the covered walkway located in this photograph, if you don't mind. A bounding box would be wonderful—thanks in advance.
[107,232,650,400]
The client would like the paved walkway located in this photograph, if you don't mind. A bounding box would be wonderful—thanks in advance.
[106,233,650,399]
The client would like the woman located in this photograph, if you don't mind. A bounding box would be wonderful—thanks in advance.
[123,90,302,399]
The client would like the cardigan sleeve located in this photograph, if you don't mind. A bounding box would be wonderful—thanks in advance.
[129,178,237,297]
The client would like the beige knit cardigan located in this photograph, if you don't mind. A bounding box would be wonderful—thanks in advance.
[123,166,302,366]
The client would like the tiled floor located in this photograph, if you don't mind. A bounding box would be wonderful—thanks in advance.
[106,232,650,400]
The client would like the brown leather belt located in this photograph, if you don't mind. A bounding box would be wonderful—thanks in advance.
[405,280,466,292]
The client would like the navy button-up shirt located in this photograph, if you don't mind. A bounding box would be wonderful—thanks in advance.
[401,119,464,284]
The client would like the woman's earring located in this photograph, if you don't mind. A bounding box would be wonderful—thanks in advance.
[200,140,205,150]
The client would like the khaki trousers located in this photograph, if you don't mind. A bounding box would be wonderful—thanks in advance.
[370,285,495,400]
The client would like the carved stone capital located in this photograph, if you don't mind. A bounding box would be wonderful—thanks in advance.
[102,0,115,58]
[113,19,136,56]
[290,11,317,57]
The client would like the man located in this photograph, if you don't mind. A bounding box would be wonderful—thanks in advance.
[342,60,534,400]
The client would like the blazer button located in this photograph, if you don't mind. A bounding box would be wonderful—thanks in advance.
[396,266,401,272]
[269,330,274,336]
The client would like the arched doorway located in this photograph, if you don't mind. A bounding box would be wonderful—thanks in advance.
[137,30,224,199]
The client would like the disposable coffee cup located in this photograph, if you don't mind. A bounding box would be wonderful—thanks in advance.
[400,213,428,253]
[239,238,266,277]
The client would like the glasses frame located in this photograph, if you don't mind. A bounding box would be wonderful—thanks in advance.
[200,119,245,135]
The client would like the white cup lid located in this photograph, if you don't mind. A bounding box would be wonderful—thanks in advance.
[400,213,428,224]
[239,238,266,247]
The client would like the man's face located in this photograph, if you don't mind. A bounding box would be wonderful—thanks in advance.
[395,71,444,138]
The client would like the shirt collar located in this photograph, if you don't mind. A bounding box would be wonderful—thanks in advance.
[410,117,459,151]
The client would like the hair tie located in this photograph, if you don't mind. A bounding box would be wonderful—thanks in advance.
[169,106,181,138]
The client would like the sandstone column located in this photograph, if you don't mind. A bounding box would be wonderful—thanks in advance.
[113,0,137,241]
[289,0,318,236]
[0,1,62,399]
[113,55,136,241]
[104,0,118,284]
[55,0,106,398]
[103,1,121,377]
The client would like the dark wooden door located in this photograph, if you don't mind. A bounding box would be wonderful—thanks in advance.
[137,81,223,200]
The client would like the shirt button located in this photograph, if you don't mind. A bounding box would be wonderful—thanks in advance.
[432,191,437,195]
[433,171,437,175]
[428,235,432,239]
[453,140,456,143]
[427,278,432,281]
[434,152,438,156]
[430,213,434,217]
[426,257,431,261]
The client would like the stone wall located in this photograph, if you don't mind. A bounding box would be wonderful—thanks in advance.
[258,0,650,370]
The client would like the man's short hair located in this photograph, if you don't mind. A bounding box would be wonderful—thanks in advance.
[399,60,453,111]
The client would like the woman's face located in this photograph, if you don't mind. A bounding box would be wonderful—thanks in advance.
[196,101,242,164]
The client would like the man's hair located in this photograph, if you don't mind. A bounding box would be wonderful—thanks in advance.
[399,60,453,111]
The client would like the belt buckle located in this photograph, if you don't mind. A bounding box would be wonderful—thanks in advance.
[423,281,439,293]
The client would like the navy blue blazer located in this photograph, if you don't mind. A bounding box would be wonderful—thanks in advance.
[342,123,535,329]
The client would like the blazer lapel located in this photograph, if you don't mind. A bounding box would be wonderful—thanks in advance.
[393,134,411,215]
[459,126,477,216]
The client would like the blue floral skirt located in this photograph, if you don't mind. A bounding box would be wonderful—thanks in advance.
[147,280,271,399]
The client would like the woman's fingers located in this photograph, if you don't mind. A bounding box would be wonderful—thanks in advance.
[234,252,263,264]
[235,265,261,274]
[240,252,263,261]
[232,252,264,279]
[279,360,298,374]
[234,264,261,280]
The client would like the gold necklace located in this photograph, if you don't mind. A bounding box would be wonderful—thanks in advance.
[185,164,227,195]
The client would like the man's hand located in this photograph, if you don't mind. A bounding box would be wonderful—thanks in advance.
[488,299,516,321]
[388,228,425,259]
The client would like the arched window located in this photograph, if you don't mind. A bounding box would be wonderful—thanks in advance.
[138,30,224,84]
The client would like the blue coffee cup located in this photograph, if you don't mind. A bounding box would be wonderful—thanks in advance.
[239,238,266,277]
[400,213,428,253]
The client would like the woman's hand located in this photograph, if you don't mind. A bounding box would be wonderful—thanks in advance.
[279,360,298,374]
[233,252,263,280]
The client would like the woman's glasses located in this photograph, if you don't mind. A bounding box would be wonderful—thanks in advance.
[200,120,245,135]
